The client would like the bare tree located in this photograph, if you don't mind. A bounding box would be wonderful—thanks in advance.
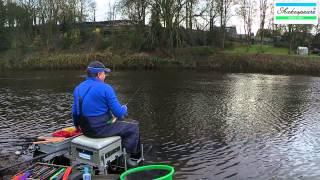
[106,2,117,21]
[237,0,256,49]
[185,0,217,31]
[79,0,86,22]
[259,0,268,45]
[0,0,5,29]
[185,0,197,29]
[217,0,234,49]
[149,2,161,49]
[88,0,96,22]
[118,0,149,25]
[150,0,185,48]
[208,0,218,31]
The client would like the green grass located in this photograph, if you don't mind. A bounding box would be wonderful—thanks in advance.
[2,45,320,76]
[226,45,289,55]
[206,53,320,75]
[0,50,179,70]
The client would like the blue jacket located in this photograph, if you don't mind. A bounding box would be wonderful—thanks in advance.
[72,77,127,129]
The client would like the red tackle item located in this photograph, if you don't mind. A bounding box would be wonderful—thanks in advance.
[62,167,72,180]
[52,127,82,138]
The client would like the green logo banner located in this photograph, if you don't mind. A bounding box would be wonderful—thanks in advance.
[274,0,318,24]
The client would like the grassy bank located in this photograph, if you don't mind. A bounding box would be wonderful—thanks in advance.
[0,50,181,70]
[206,53,320,75]
[225,44,290,55]
[1,46,320,76]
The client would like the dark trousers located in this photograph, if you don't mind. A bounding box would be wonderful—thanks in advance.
[94,119,140,154]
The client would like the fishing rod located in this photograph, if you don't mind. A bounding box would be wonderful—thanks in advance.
[0,137,65,144]
[125,86,143,106]
[110,86,143,123]
[0,147,68,174]
[0,137,42,145]
[0,140,34,144]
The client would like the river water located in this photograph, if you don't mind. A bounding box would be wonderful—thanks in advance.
[1,70,320,179]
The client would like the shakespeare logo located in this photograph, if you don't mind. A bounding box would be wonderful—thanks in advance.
[274,1,318,24]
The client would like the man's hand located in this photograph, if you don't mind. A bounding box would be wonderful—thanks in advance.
[122,104,128,113]
[75,126,81,132]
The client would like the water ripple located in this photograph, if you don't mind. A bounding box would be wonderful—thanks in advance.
[1,71,320,179]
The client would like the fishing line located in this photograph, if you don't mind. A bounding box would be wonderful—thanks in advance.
[126,86,143,106]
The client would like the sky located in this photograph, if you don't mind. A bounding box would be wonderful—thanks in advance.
[95,0,262,35]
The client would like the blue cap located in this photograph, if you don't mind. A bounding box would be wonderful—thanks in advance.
[87,61,111,74]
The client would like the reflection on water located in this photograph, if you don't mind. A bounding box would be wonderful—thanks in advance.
[1,70,320,179]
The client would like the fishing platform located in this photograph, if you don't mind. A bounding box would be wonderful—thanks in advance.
[6,127,148,179]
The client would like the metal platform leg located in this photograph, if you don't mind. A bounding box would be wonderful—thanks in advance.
[141,144,144,162]
[101,158,107,175]
[123,148,128,171]
[136,144,144,164]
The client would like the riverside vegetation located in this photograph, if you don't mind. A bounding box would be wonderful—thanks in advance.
[2,45,320,75]
[1,0,320,76]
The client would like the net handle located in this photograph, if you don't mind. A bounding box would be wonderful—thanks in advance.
[120,165,175,180]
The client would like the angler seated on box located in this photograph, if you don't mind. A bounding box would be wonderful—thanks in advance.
[72,61,140,167]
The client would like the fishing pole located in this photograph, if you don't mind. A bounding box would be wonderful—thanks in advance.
[0,147,68,174]
[110,86,143,123]
[0,137,66,146]
[0,137,41,144]
[0,140,34,144]
[125,86,143,106]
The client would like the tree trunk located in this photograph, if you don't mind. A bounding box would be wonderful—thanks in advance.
[220,0,224,49]
[185,2,188,29]
[189,1,193,30]
[289,25,293,54]
[94,9,96,22]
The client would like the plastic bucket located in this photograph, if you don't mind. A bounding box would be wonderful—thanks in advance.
[120,165,175,180]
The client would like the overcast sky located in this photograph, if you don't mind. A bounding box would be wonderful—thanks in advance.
[95,0,261,34]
